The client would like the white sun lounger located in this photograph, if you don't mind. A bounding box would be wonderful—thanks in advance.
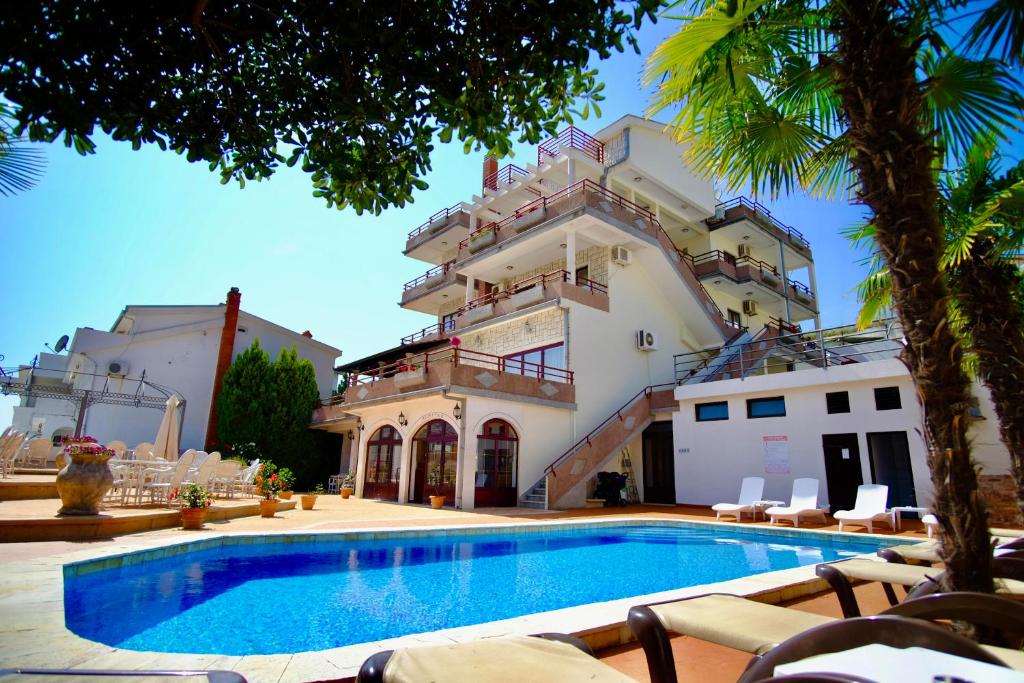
[834,484,893,533]
[766,478,827,527]
[711,477,765,521]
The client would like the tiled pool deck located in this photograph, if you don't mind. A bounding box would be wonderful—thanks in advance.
[0,499,929,682]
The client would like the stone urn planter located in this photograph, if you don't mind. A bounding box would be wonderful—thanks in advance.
[259,499,278,517]
[56,444,115,516]
[430,495,446,509]
[180,507,206,530]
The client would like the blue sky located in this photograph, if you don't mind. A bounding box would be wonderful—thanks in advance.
[2,14,1021,426]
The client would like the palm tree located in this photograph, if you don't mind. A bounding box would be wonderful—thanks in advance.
[0,104,45,196]
[645,0,1022,592]
[848,143,1024,521]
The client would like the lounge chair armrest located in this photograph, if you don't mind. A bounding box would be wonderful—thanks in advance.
[627,605,677,683]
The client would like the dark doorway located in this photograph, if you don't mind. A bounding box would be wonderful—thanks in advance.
[822,433,863,513]
[867,431,917,508]
[642,422,675,504]
[474,419,519,507]
[409,420,458,505]
[363,425,402,501]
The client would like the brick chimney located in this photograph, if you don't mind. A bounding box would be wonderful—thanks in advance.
[205,287,242,450]
[482,155,498,192]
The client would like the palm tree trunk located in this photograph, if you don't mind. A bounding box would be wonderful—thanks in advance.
[954,250,1024,522]
[830,0,993,592]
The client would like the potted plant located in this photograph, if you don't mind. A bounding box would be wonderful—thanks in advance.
[254,461,283,517]
[278,468,296,499]
[340,473,355,499]
[427,464,445,509]
[172,483,211,530]
[301,483,324,510]
[55,436,115,516]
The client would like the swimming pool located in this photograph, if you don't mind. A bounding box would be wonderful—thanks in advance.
[64,523,885,655]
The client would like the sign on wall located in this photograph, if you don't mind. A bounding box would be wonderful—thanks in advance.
[762,435,790,474]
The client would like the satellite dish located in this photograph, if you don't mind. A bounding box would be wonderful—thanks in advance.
[54,335,69,353]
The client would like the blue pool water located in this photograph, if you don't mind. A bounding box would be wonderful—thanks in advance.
[64,524,884,655]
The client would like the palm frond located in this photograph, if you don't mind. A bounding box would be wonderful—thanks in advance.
[964,0,1024,68]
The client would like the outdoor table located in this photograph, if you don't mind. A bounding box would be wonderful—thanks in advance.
[890,505,929,530]
[775,643,1024,682]
[752,499,786,521]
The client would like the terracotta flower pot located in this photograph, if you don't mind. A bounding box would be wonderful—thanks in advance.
[181,507,206,530]
[280,491,294,500]
[300,494,317,510]
[259,499,278,517]
[56,451,114,516]
[341,487,353,499]
[430,495,445,509]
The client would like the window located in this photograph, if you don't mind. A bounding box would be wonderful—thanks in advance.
[504,343,565,380]
[696,401,729,422]
[727,309,742,328]
[747,396,786,418]
[441,312,457,332]
[874,386,902,411]
[575,265,590,283]
[826,391,851,414]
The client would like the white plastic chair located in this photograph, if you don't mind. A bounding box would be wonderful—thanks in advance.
[834,484,893,533]
[106,440,128,458]
[133,442,154,460]
[711,477,765,521]
[766,478,828,527]
[0,431,25,478]
[210,459,243,498]
[25,439,50,467]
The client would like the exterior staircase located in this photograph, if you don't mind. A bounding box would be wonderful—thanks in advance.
[521,383,676,510]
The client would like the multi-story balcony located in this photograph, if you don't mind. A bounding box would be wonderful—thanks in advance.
[400,260,466,313]
[706,197,812,263]
[312,347,575,421]
[404,204,472,263]
[787,278,817,312]
[689,249,786,296]
[454,270,608,330]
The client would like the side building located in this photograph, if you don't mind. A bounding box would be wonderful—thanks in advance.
[5,288,342,456]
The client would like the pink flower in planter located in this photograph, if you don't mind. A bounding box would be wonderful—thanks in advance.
[450,336,461,347]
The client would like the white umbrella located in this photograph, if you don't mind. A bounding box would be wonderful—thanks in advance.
[151,394,181,461]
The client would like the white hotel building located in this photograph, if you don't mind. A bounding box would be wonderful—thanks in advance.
[312,115,1016,525]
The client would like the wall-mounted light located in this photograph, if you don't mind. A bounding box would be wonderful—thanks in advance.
[357,418,364,431]
[398,411,408,426]
[347,430,354,440]
[453,403,462,420]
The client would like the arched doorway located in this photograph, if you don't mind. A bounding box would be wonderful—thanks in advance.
[363,425,402,501]
[475,419,519,507]
[409,420,458,505]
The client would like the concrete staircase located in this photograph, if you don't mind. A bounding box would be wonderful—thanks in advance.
[522,384,676,510]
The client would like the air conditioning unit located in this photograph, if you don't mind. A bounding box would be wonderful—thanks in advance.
[636,329,658,351]
[742,300,758,316]
[737,243,752,258]
[107,360,129,377]
[611,246,632,266]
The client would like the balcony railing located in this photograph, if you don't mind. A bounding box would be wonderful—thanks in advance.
[455,179,726,328]
[400,323,448,346]
[455,269,608,317]
[537,126,605,166]
[403,260,456,292]
[407,203,467,241]
[341,346,574,389]
[674,320,903,384]
[707,197,811,252]
[787,278,816,306]
[687,250,785,291]
[483,163,530,192]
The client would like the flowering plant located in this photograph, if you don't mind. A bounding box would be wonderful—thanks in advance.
[60,435,115,459]
[170,483,211,509]
[341,473,355,489]
[449,336,461,347]
[254,461,283,500]
[277,467,296,491]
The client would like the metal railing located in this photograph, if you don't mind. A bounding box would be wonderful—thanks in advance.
[687,249,781,277]
[455,269,607,317]
[456,178,725,323]
[400,323,447,345]
[708,197,811,251]
[537,126,605,165]
[403,260,456,292]
[341,346,574,390]
[483,163,530,191]
[407,203,466,240]
[787,278,814,298]
[674,320,903,384]
[542,383,676,478]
